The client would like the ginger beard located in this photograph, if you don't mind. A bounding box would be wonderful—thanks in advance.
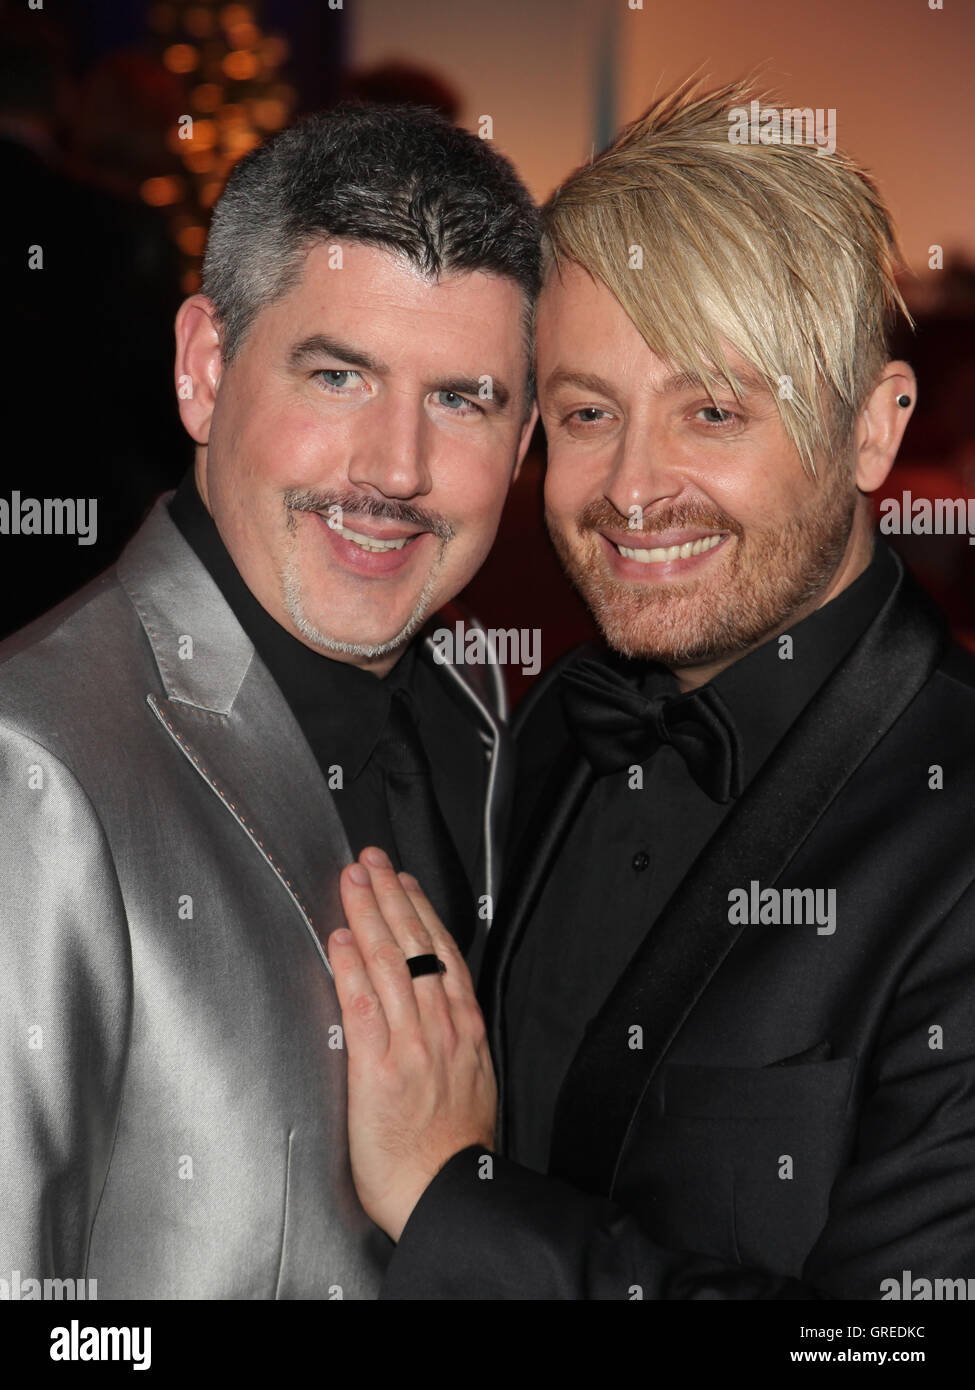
[546,469,859,667]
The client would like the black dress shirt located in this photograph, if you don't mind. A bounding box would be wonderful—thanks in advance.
[167,470,486,889]
[504,538,899,1171]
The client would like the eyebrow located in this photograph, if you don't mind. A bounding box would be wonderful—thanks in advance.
[288,333,511,410]
[288,333,388,374]
[543,365,770,400]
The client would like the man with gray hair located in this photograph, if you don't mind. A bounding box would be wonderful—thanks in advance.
[0,104,539,1299]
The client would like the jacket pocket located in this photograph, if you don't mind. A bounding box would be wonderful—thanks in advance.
[615,1056,855,1276]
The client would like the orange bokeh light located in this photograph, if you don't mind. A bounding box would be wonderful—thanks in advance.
[220,5,253,28]
[227,22,260,49]
[182,150,217,174]
[251,98,288,131]
[223,50,259,82]
[140,176,184,207]
[185,118,217,150]
[163,44,199,75]
[217,103,247,128]
[178,226,208,258]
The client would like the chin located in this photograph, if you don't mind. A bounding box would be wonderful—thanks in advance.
[296,622,412,661]
[288,591,429,660]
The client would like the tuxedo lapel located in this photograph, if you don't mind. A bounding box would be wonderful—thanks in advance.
[482,743,594,1144]
[481,644,601,1033]
[119,500,352,977]
[548,563,946,1197]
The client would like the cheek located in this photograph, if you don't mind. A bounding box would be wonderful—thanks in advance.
[695,453,810,527]
[216,378,338,484]
[455,479,507,544]
[256,420,346,493]
[440,461,512,557]
[542,447,588,518]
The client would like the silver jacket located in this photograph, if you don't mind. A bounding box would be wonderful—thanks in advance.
[0,498,510,1299]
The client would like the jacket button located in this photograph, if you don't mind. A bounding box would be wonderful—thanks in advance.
[631,850,650,872]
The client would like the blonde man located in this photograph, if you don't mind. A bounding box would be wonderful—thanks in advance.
[330,83,975,1300]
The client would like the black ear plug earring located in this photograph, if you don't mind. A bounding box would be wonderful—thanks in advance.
[897,394,912,407]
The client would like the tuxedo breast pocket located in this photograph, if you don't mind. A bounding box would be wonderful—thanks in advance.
[615,1056,855,1277]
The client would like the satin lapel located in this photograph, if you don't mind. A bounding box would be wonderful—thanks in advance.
[119,499,351,978]
[481,744,594,1146]
[481,643,599,1036]
[148,667,351,977]
[549,568,946,1196]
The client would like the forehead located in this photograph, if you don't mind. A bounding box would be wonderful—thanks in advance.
[257,240,528,363]
[536,260,769,399]
[536,263,647,381]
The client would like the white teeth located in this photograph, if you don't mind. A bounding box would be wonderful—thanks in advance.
[616,532,724,564]
[324,518,411,553]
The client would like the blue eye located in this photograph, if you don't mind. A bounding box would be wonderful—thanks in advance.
[564,407,613,429]
[696,406,737,425]
[436,390,478,413]
[317,369,361,389]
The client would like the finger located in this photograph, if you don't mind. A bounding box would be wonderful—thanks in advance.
[359,847,436,957]
[327,926,390,1056]
[339,862,422,1032]
[397,873,490,1051]
[359,849,454,1017]
[358,845,445,970]
[397,871,475,1000]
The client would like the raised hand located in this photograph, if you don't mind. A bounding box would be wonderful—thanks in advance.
[329,846,497,1242]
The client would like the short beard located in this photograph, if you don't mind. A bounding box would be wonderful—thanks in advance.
[547,473,858,668]
[279,489,453,661]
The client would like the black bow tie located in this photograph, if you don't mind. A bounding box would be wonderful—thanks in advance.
[560,657,744,803]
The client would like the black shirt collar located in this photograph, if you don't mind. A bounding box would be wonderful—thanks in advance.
[167,468,415,780]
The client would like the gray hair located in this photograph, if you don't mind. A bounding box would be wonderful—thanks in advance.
[202,103,541,403]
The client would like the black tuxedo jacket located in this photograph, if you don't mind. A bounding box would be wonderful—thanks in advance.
[383,556,975,1298]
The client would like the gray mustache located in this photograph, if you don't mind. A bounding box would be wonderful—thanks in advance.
[285,490,454,542]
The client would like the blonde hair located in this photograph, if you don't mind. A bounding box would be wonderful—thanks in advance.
[542,79,912,472]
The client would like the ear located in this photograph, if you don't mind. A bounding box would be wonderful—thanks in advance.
[174,296,224,446]
[853,360,917,495]
[511,401,540,484]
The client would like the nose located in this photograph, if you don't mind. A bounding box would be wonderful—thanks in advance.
[602,423,684,523]
[346,387,432,501]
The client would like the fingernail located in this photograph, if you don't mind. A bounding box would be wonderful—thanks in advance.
[347,862,369,885]
[331,928,352,944]
[398,872,420,890]
[361,846,390,868]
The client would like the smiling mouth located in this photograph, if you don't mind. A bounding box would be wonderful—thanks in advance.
[614,532,725,565]
[317,514,426,554]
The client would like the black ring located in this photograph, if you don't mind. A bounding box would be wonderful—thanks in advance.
[406,954,447,979]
